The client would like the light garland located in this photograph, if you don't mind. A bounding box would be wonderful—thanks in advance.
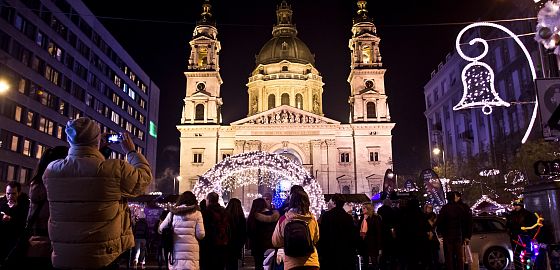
[479,169,500,177]
[470,194,506,214]
[193,151,327,217]
[454,22,538,144]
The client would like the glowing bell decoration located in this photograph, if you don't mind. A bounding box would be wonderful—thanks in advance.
[453,61,510,115]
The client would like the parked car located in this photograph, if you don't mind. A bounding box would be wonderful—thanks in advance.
[440,216,513,270]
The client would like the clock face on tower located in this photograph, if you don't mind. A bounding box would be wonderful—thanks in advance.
[196,82,206,91]
[365,80,374,89]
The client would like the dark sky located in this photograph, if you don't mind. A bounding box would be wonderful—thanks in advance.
[82,0,525,177]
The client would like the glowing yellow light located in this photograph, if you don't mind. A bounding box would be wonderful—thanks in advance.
[0,80,9,94]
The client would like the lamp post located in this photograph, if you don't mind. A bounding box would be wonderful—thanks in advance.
[174,176,182,194]
[433,147,446,178]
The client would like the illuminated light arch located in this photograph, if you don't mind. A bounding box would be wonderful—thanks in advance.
[192,151,326,216]
[453,22,538,144]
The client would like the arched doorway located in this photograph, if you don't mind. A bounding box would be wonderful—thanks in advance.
[193,151,325,216]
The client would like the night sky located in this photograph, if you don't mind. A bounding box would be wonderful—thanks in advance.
[82,0,526,177]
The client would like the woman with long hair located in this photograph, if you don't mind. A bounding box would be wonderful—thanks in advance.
[247,197,279,270]
[26,146,68,269]
[272,190,320,270]
[158,191,205,270]
[358,202,382,270]
[225,198,247,270]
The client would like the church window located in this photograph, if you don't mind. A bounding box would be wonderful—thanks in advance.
[268,94,276,109]
[295,94,303,109]
[366,102,376,118]
[362,45,373,64]
[193,153,203,163]
[282,66,288,72]
[198,47,208,68]
[369,151,379,162]
[281,93,289,105]
[339,152,350,163]
[195,104,204,120]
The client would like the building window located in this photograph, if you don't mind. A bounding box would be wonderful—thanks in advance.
[10,135,19,152]
[268,94,275,109]
[22,139,31,156]
[342,185,351,194]
[19,167,30,183]
[282,66,288,72]
[14,106,22,122]
[193,153,203,163]
[369,151,379,162]
[281,93,289,106]
[222,153,231,160]
[362,45,372,63]
[7,165,15,181]
[295,93,303,109]
[26,111,34,127]
[339,152,350,163]
[36,144,46,159]
[195,104,204,120]
[366,102,376,118]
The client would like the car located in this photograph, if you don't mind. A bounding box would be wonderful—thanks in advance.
[440,216,513,270]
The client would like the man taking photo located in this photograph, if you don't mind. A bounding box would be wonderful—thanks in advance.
[44,117,152,269]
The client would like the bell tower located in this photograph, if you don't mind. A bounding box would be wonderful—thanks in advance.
[181,0,223,124]
[347,0,390,123]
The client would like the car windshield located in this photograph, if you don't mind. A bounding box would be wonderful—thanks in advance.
[472,218,506,233]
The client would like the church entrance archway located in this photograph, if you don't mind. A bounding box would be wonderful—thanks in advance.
[193,151,325,216]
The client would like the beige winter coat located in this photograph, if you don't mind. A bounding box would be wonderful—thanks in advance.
[44,146,152,269]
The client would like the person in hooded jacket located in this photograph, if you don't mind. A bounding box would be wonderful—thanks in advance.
[159,191,205,270]
[247,198,279,270]
[272,189,319,270]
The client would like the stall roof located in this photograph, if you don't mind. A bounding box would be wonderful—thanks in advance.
[324,194,371,203]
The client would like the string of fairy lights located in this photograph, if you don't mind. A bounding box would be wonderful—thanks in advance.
[192,151,326,217]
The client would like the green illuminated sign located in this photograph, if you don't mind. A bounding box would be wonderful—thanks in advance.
[149,121,157,138]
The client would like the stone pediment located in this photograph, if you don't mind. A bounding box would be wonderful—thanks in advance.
[192,90,212,97]
[231,105,340,125]
[359,88,378,94]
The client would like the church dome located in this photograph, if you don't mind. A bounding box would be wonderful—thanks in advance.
[256,36,315,65]
[256,1,315,66]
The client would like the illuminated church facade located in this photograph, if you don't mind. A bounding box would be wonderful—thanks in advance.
[177,0,395,199]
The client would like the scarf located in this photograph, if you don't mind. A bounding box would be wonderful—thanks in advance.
[360,215,368,239]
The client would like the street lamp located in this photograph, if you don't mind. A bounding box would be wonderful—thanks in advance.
[432,147,446,178]
[174,176,182,194]
[0,79,9,94]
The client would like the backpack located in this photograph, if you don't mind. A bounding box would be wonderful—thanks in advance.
[283,218,314,257]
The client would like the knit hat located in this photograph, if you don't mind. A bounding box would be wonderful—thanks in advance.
[513,198,524,206]
[65,117,100,147]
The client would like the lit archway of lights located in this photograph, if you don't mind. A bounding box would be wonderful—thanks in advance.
[454,22,538,144]
[192,151,326,216]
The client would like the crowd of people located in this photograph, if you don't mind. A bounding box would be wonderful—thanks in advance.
[0,116,546,270]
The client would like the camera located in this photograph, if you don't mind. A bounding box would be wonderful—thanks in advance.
[105,133,123,144]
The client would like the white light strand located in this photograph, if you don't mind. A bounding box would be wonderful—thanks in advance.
[454,22,538,144]
[192,151,327,217]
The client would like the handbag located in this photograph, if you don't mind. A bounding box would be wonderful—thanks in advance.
[463,243,473,264]
[161,213,174,264]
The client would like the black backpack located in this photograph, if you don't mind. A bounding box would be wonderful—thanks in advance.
[283,218,314,257]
